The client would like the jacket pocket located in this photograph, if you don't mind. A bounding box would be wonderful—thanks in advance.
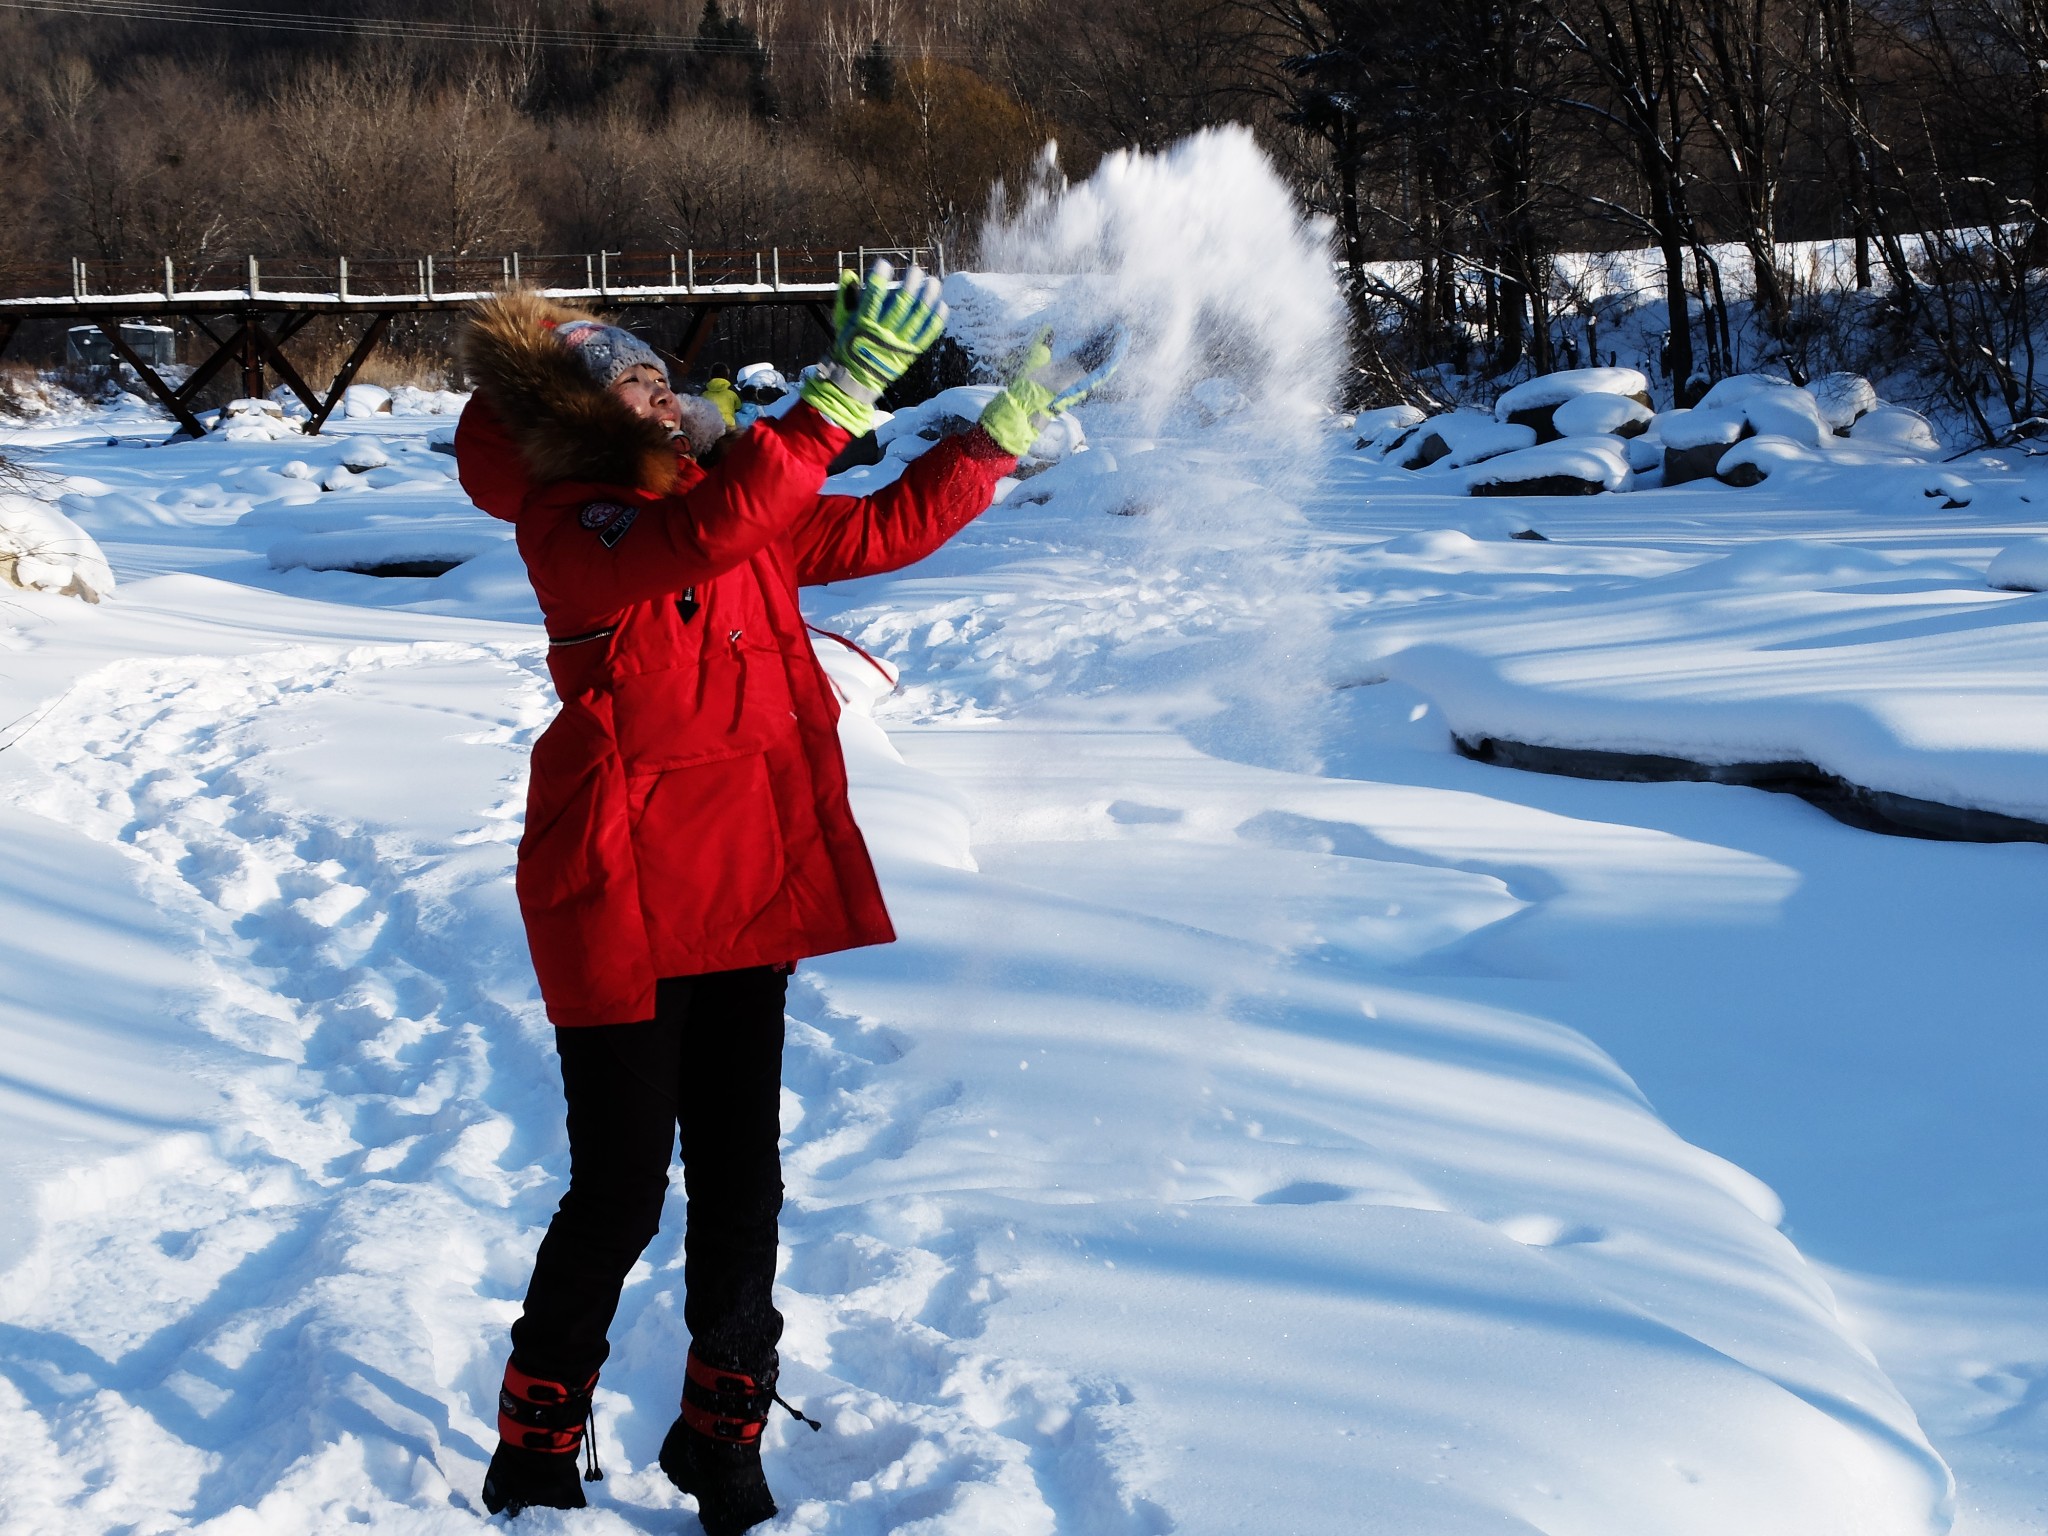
[628,749,785,952]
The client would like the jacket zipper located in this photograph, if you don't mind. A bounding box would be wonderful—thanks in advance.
[729,628,748,729]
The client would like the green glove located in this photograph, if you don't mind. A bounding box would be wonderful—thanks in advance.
[800,259,948,435]
[978,323,1129,457]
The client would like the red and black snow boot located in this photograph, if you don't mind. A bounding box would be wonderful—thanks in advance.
[658,1348,819,1536]
[481,1360,603,1516]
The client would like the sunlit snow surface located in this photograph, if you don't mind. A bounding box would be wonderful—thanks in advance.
[1,152,2045,1527]
[0,398,2040,1534]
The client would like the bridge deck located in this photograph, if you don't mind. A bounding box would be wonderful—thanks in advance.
[0,280,844,319]
[0,246,932,437]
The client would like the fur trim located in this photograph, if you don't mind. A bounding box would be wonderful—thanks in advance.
[458,288,679,494]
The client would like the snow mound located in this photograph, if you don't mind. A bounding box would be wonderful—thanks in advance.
[1464,437,1634,495]
[1659,407,1748,451]
[1988,537,2048,592]
[0,491,115,601]
[1852,405,1943,454]
[340,384,391,418]
[1553,392,1654,438]
[1718,434,1826,485]
[1741,388,1831,449]
[1647,538,1907,592]
[1809,373,1879,432]
[1495,367,1651,417]
[1353,404,1426,450]
[1695,373,1793,411]
[1361,536,2048,821]
[215,399,302,442]
[1396,411,1536,470]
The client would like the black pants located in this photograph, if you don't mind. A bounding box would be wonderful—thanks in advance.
[510,966,788,1384]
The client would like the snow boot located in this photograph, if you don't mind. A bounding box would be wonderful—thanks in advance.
[658,1348,818,1536]
[481,1360,602,1516]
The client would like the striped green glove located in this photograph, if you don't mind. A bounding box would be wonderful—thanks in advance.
[800,260,948,435]
[978,324,1129,457]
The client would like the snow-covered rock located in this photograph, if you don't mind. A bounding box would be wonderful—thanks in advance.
[1353,404,1426,453]
[1657,407,1748,452]
[1465,437,1635,496]
[1718,434,1826,486]
[1395,411,1536,470]
[0,491,114,602]
[1740,388,1831,449]
[1553,392,1654,439]
[1852,404,1942,455]
[1660,407,1747,484]
[1808,373,1879,433]
[1988,537,2048,592]
[216,398,302,442]
[341,439,390,472]
[341,384,393,418]
[1694,373,1792,412]
[1495,367,1652,417]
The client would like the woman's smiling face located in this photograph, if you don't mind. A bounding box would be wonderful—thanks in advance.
[610,363,681,432]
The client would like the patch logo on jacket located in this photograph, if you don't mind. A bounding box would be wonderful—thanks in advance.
[579,500,639,548]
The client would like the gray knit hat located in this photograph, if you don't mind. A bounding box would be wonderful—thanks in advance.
[554,319,669,388]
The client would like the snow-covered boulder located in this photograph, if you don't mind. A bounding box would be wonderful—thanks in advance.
[1807,373,1878,434]
[216,398,302,442]
[341,384,393,418]
[1988,537,2048,592]
[1740,387,1830,449]
[1552,392,1654,439]
[1353,404,1426,454]
[341,439,390,472]
[1494,367,1652,440]
[1851,405,1942,455]
[1694,373,1791,412]
[1914,471,1973,509]
[1717,434,1825,487]
[0,491,114,602]
[1659,407,1747,484]
[1394,411,1536,470]
[1465,437,1634,497]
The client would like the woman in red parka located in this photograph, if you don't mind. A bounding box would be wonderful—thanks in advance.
[454,266,1098,1533]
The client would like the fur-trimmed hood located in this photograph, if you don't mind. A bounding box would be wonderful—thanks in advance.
[458,288,680,498]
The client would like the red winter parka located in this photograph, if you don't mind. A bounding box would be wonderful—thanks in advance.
[457,290,1014,1028]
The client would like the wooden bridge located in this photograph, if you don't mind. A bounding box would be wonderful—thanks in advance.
[0,246,936,437]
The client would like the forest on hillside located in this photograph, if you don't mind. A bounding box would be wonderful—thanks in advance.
[1,0,2042,426]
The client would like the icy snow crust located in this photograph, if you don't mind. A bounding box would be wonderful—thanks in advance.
[0,138,2040,1535]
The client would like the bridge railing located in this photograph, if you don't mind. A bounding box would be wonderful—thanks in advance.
[0,246,938,304]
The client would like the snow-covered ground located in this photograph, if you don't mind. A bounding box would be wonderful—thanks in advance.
[0,383,2040,1534]
[0,132,2043,1535]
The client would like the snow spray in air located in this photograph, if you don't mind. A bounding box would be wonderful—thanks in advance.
[972,127,1344,461]
[962,127,1346,769]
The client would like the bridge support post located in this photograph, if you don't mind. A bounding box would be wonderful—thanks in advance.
[94,320,208,440]
[305,312,394,435]
[239,318,266,401]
